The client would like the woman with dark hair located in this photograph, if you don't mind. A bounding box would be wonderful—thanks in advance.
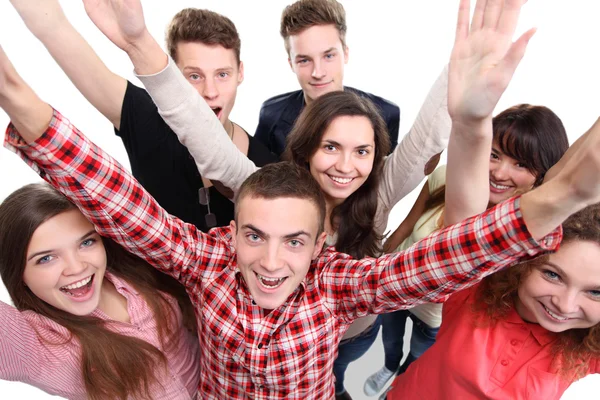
[0,183,199,400]
[364,104,570,396]
[384,203,600,399]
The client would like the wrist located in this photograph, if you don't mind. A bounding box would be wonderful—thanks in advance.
[450,117,492,143]
[124,30,168,76]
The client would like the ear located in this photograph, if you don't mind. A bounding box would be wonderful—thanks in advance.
[237,61,245,85]
[311,231,328,259]
[343,45,349,64]
[229,220,237,249]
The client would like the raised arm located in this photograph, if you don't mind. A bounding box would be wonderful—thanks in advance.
[10,0,127,129]
[444,0,535,225]
[0,44,227,289]
[82,0,257,194]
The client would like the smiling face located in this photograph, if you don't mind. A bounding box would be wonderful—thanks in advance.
[515,240,600,332]
[488,140,537,205]
[176,42,243,126]
[287,24,348,104]
[308,115,375,207]
[23,209,107,316]
[231,196,327,310]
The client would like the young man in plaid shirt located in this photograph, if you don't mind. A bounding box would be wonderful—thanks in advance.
[3,1,600,400]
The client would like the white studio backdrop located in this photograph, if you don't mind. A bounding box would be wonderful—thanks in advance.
[0,1,598,398]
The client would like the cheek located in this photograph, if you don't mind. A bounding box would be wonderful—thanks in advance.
[356,158,374,178]
[514,171,537,189]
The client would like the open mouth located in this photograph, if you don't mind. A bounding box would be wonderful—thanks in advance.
[255,272,287,289]
[60,274,95,298]
[490,181,511,191]
[328,175,354,185]
[210,106,223,120]
[541,302,569,321]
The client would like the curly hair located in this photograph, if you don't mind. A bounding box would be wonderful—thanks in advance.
[473,203,600,380]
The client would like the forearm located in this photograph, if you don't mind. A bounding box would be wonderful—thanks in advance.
[136,59,257,193]
[376,66,451,228]
[0,55,52,143]
[444,118,492,226]
[11,0,126,127]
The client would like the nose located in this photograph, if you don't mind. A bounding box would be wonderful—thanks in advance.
[490,161,510,181]
[334,152,353,174]
[311,60,326,80]
[62,252,88,276]
[259,242,284,272]
[202,78,219,100]
[551,289,580,315]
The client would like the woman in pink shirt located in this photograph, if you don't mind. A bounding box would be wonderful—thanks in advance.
[0,183,200,399]
[385,203,600,399]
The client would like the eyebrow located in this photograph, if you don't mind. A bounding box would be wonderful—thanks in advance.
[323,139,374,150]
[27,229,97,261]
[544,261,600,290]
[242,224,312,239]
[182,66,234,73]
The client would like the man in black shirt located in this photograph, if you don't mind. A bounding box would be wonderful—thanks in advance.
[254,0,400,156]
[12,2,277,231]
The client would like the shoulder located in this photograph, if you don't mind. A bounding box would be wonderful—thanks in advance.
[259,90,303,117]
[345,87,400,117]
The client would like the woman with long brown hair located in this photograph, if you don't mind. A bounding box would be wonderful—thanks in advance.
[0,183,199,400]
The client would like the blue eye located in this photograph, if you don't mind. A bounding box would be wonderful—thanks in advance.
[289,239,302,248]
[247,233,261,242]
[589,290,600,299]
[542,269,561,281]
[36,255,54,265]
[81,238,96,247]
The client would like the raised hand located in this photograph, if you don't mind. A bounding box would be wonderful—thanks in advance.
[448,0,536,124]
[82,0,147,53]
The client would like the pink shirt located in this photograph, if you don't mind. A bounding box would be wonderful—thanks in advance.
[0,273,200,399]
[387,284,600,400]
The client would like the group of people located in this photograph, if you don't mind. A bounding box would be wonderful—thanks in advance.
[0,0,599,399]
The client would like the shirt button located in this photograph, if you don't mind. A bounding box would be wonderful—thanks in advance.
[511,339,519,346]
[501,359,509,367]
[252,300,256,305]
[258,343,263,349]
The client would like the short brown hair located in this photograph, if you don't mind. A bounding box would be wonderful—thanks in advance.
[234,162,326,237]
[280,0,347,54]
[166,8,241,64]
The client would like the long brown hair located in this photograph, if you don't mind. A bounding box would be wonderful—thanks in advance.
[283,91,391,258]
[425,104,569,218]
[0,183,196,400]
[473,204,600,380]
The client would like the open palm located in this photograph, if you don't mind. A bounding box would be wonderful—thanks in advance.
[448,0,535,122]
[82,0,146,52]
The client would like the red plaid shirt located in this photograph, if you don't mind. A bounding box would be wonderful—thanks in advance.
[5,110,562,400]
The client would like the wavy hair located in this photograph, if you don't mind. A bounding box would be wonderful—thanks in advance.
[283,91,390,257]
[0,183,196,400]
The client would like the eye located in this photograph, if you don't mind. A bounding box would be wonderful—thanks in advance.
[516,162,528,169]
[36,254,55,265]
[246,233,262,243]
[357,149,370,156]
[297,59,309,65]
[288,239,303,248]
[542,269,561,281]
[81,238,96,248]
[490,152,499,160]
[189,73,201,81]
[588,290,600,300]
[324,53,335,60]
[218,72,230,79]
[324,144,337,152]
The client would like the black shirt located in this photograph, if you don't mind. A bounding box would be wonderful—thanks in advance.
[116,81,278,231]
[254,87,400,156]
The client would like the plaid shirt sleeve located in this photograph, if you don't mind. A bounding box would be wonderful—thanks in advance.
[4,109,232,289]
[320,197,562,321]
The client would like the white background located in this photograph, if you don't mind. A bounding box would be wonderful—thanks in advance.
[0,0,598,398]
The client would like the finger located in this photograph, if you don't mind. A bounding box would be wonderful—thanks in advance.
[455,0,471,43]
[470,0,488,31]
[496,27,536,80]
[482,0,504,30]
[496,0,525,37]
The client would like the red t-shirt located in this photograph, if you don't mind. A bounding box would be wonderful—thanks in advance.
[386,284,599,400]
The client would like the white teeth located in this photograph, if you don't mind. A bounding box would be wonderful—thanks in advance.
[256,274,286,288]
[62,275,92,290]
[543,304,568,321]
[330,176,353,184]
[490,181,510,190]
